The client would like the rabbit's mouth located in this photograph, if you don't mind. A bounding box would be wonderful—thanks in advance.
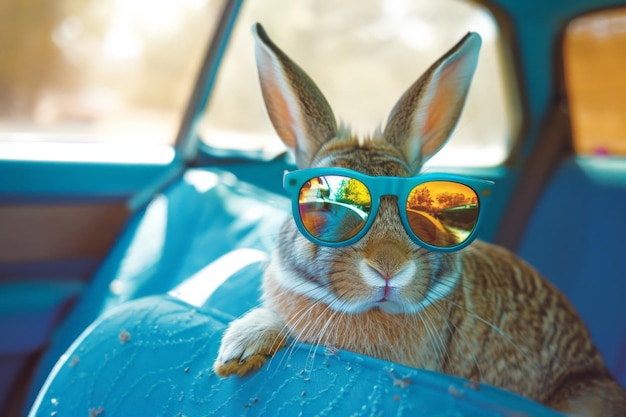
[365,283,413,314]
[343,283,411,314]
[375,282,399,304]
[373,299,406,314]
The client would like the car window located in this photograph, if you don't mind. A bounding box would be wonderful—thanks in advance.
[0,0,225,146]
[200,0,520,167]
[563,7,626,156]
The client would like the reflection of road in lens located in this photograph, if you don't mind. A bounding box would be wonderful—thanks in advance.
[300,201,368,242]
[406,206,478,247]
[407,209,459,247]
[439,205,478,236]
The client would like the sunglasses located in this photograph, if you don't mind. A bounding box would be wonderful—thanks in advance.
[283,168,494,251]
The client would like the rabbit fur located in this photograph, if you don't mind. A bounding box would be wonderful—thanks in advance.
[213,23,626,417]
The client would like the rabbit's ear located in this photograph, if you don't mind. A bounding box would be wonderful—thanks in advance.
[384,33,481,172]
[253,23,338,168]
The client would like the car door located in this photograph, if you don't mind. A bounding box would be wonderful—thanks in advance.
[0,1,231,414]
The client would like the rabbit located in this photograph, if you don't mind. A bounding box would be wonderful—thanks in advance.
[213,23,626,417]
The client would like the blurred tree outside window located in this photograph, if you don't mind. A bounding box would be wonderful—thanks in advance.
[564,7,626,156]
[0,0,224,145]
[201,0,520,168]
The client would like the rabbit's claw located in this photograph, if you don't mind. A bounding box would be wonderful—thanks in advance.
[213,307,287,377]
[214,349,283,377]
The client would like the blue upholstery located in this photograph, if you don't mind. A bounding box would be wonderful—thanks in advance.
[519,156,626,386]
[29,289,563,417]
[0,280,83,413]
[26,167,565,416]
[27,168,287,401]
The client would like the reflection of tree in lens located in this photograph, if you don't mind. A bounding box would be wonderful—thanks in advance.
[436,192,476,208]
[335,178,371,209]
[407,186,433,211]
[406,182,479,247]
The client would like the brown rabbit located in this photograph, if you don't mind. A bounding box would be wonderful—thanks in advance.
[213,23,626,417]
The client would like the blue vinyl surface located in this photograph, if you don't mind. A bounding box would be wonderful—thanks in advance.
[29,295,564,417]
[519,156,626,386]
[25,167,566,416]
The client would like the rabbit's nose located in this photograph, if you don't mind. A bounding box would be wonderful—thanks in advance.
[364,240,410,280]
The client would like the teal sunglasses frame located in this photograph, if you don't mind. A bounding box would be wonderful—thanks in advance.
[283,167,494,251]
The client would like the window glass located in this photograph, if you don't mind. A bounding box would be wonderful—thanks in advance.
[564,7,626,156]
[0,0,225,145]
[201,0,519,167]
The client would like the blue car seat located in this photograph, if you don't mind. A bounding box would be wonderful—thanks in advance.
[25,167,565,416]
[518,156,626,386]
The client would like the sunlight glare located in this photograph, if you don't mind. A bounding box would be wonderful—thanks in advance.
[101,0,210,63]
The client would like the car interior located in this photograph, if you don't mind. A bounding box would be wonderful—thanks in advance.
[0,0,625,415]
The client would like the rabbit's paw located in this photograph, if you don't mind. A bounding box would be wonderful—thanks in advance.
[213,307,287,377]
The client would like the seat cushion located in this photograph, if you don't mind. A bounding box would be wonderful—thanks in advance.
[518,156,626,385]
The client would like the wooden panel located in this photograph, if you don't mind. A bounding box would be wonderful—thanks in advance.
[0,203,129,263]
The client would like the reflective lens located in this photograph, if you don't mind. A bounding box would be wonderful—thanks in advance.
[298,175,372,243]
[406,181,479,247]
